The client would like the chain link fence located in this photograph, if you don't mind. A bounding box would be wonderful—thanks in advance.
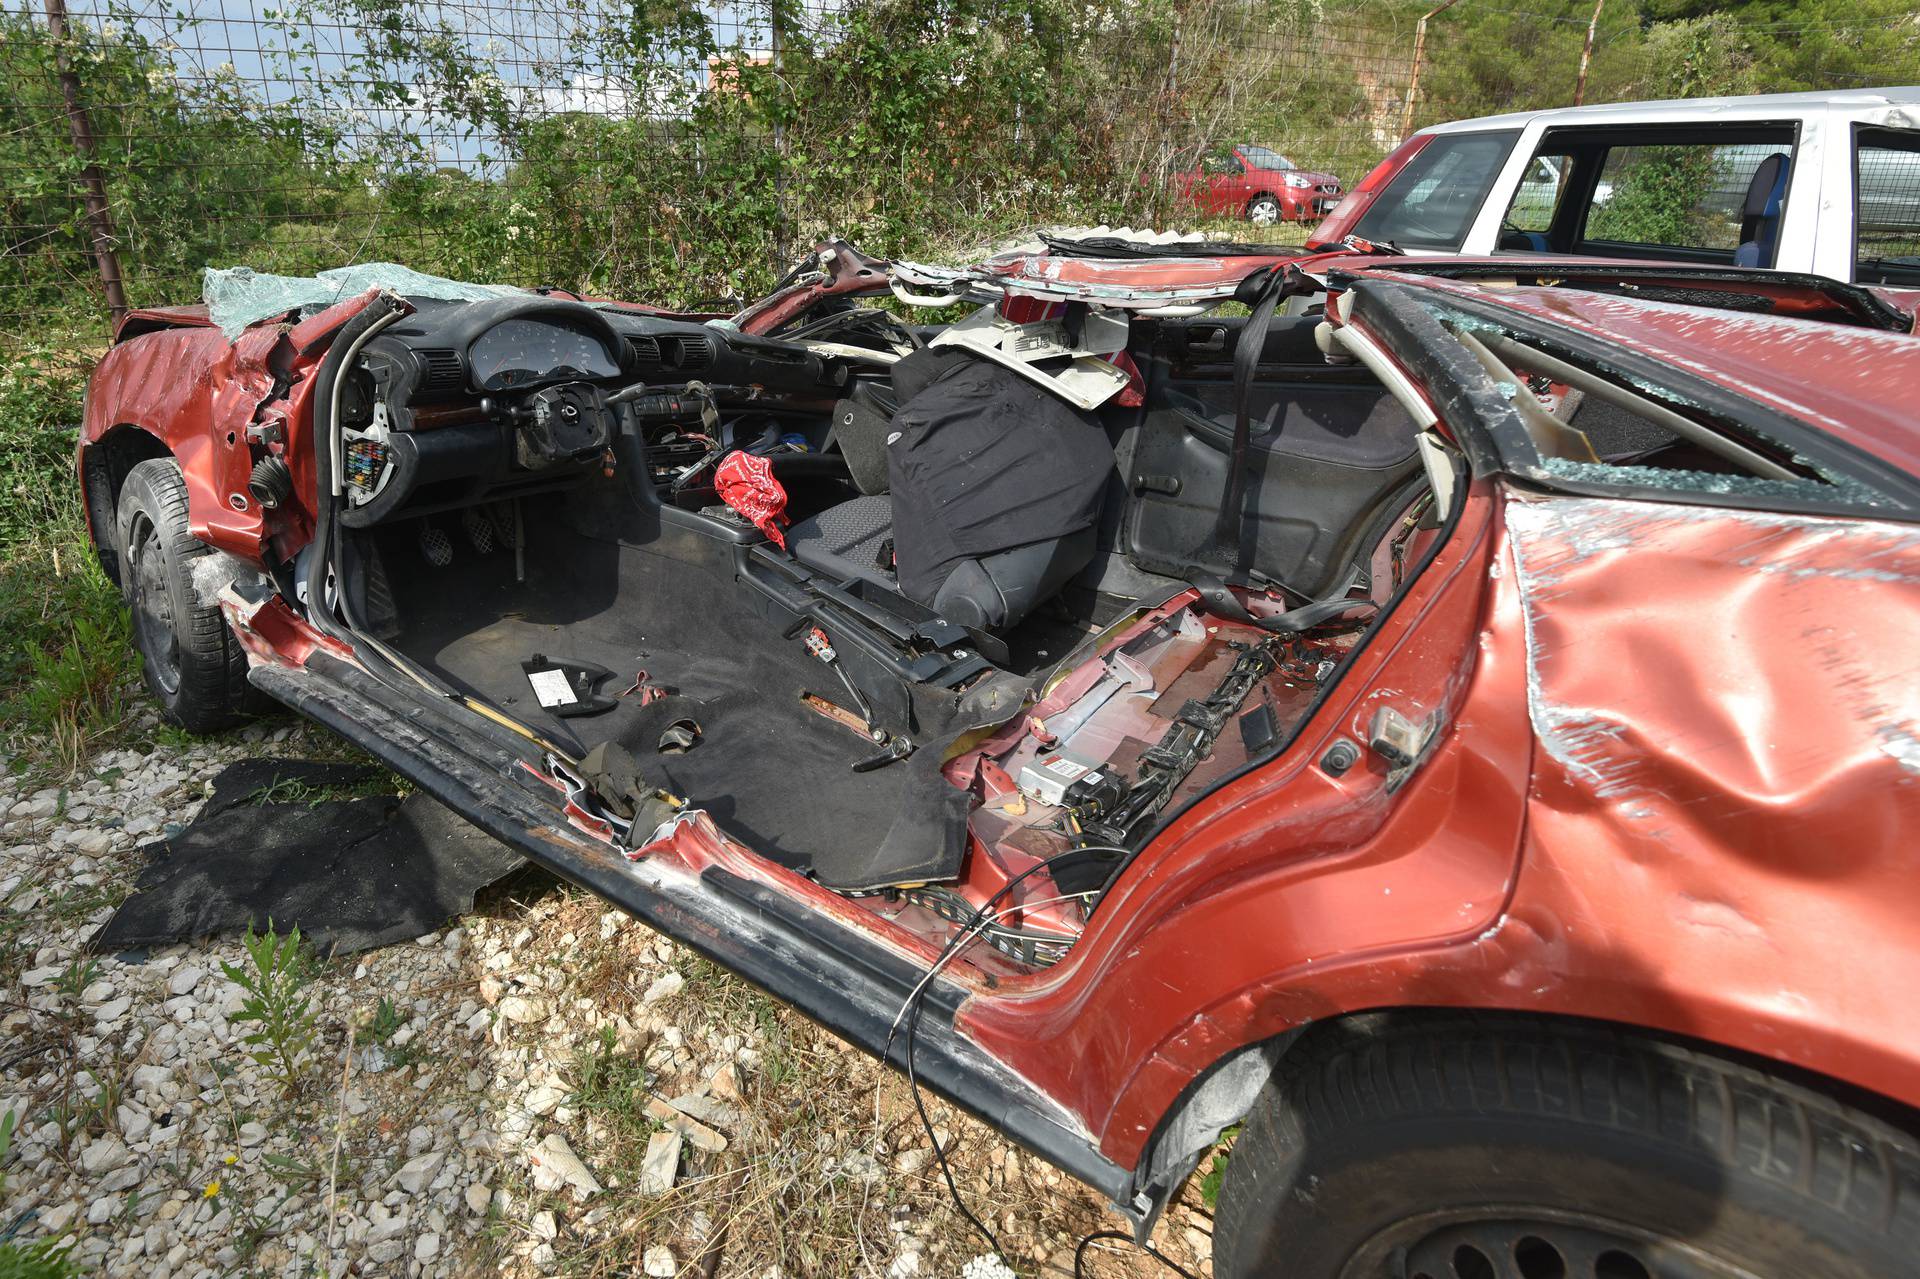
[4,0,1917,346]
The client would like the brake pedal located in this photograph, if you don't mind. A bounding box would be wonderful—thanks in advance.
[419,524,453,567]
[462,506,495,553]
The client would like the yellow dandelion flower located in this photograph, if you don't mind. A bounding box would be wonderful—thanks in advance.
[202,1180,221,1199]
[224,1154,238,1166]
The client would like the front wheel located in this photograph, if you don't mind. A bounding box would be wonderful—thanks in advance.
[115,457,258,732]
[1246,195,1281,226]
[1213,1015,1920,1279]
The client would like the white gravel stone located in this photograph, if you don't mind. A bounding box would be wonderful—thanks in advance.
[166,966,206,996]
[527,1133,601,1199]
[395,1151,444,1195]
[524,1083,568,1117]
[464,1182,492,1215]
[642,972,684,1004]
[79,1136,131,1173]
[637,1129,683,1196]
[495,996,544,1024]
[643,1245,677,1276]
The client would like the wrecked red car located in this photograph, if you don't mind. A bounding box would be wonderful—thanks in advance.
[77,238,1920,1276]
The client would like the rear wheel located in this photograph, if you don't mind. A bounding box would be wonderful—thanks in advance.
[1246,194,1282,225]
[115,457,257,732]
[1213,1015,1920,1279]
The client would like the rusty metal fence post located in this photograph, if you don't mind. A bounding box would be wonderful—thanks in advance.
[1399,0,1461,139]
[40,0,128,323]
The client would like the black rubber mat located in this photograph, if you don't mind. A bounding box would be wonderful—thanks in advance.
[91,758,526,956]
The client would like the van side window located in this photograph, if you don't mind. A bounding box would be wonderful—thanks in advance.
[1580,141,1793,263]
[1855,127,1920,286]
[1499,153,1576,247]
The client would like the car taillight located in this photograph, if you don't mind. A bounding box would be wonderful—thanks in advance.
[1305,132,1437,251]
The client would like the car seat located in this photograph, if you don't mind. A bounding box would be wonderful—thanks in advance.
[785,348,1112,631]
[1734,153,1789,268]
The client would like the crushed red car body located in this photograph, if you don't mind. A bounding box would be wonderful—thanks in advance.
[76,235,1920,1275]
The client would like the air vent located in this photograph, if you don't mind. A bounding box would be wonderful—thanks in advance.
[625,334,663,367]
[415,348,465,395]
[665,334,714,370]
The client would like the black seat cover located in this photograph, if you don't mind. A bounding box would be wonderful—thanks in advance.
[788,350,1113,631]
[886,350,1111,628]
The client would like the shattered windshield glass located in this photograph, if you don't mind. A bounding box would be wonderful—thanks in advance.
[202,263,524,339]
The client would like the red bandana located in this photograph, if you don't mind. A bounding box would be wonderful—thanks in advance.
[714,450,791,548]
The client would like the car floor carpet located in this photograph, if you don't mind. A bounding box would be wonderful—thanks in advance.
[375,506,986,889]
[90,758,527,957]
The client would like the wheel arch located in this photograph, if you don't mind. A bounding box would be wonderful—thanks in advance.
[80,424,174,586]
[1129,1004,1920,1235]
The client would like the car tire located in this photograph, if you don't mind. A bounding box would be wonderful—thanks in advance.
[114,457,259,733]
[1246,195,1281,225]
[1213,1014,1920,1279]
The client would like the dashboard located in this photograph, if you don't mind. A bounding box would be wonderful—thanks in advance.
[468,317,622,392]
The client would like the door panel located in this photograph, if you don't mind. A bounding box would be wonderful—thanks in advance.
[1123,315,1424,597]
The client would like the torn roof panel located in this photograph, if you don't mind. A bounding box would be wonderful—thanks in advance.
[201,263,524,340]
[1387,274,1920,477]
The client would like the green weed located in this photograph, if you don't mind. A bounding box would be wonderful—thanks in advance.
[245,773,396,808]
[366,996,405,1045]
[42,1068,121,1150]
[1198,1123,1241,1211]
[50,955,100,1001]
[0,547,136,777]
[220,921,320,1098]
[0,1237,82,1279]
[0,1106,16,1198]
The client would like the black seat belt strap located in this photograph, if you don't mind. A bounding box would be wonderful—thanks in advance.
[1209,264,1309,568]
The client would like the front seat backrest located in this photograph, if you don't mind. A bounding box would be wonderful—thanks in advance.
[1734,152,1789,268]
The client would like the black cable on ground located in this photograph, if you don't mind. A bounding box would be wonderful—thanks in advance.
[885,846,1132,1268]
[1074,1229,1200,1279]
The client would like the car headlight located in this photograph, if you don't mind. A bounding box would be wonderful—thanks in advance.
[1284,174,1313,188]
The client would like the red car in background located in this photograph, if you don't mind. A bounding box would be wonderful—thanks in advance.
[74,235,1920,1276]
[1170,142,1343,224]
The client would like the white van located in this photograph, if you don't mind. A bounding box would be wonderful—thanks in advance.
[1308,87,1920,286]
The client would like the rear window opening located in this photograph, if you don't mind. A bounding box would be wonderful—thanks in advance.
[1441,317,1874,504]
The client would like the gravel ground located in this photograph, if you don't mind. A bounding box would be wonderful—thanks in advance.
[0,722,1221,1278]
